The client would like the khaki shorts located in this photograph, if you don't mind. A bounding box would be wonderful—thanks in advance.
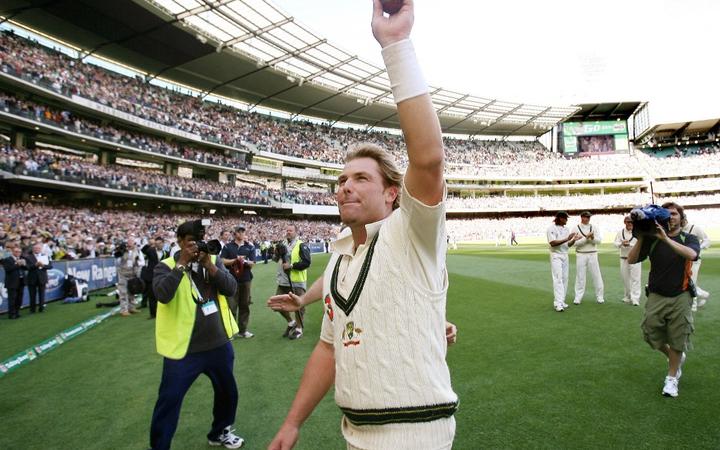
[641,291,694,352]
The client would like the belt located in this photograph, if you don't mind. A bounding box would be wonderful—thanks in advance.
[340,401,458,426]
[577,251,597,254]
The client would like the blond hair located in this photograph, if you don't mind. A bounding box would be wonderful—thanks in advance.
[345,143,403,209]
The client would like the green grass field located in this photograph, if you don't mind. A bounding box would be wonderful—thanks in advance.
[1,244,718,449]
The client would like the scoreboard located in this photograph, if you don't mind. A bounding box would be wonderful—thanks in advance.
[559,121,630,155]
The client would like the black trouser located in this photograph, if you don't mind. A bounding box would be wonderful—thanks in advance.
[28,284,46,312]
[143,280,158,317]
[7,283,24,318]
[228,281,251,333]
[275,285,306,328]
[150,342,238,450]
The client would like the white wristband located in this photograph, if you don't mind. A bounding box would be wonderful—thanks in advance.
[381,39,429,104]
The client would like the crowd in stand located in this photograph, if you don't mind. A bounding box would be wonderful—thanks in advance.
[0,202,340,260]
[0,146,339,206]
[0,92,248,170]
[638,146,720,177]
[0,30,568,174]
[446,192,650,211]
[4,30,720,182]
[3,202,718,261]
[654,177,720,193]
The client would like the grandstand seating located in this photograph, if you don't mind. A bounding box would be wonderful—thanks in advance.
[1,28,719,225]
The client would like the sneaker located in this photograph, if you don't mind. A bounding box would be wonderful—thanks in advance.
[597,298,605,304]
[621,298,631,304]
[632,301,640,306]
[282,324,296,338]
[289,328,303,340]
[562,302,570,309]
[697,298,707,309]
[662,376,679,398]
[209,426,244,449]
[676,352,686,380]
[554,305,565,312]
[238,331,254,339]
[573,300,581,305]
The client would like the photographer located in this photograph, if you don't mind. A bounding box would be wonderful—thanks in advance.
[628,202,701,398]
[114,236,143,317]
[273,224,311,340]
[149,220,243,450]
[2,243,28,319]
[141,237,168,319]
[220,225,256,338]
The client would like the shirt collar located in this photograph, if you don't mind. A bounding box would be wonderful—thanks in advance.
[333,217,387,256]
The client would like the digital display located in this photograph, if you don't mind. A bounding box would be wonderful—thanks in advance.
[561,120,629,154]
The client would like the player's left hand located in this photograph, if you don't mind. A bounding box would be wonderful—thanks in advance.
[445,321,457,345]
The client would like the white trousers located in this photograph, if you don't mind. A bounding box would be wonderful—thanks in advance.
[343,415,455,450]
[550,253,569,307]
[620,258,641,303]
[575,252,604,302]
[691,260,710,298]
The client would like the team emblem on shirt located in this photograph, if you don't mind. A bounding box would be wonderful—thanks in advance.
[324,294,334,321]
[341,321,362,347]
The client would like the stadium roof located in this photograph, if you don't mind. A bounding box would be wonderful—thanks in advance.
[564,102,644,123]
[635,117,720,145]
[0,0,579,137]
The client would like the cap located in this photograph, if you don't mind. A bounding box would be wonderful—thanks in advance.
[555,211,569,219]
[580,211,592,217]
[235,225,246,233]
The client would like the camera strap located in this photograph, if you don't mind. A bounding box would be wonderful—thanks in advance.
[186,272,207,304]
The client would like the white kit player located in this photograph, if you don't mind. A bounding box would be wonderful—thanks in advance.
[547,211,579,312]
[614,216,641,306]
[682,217,711,310]
[573,211,605,305]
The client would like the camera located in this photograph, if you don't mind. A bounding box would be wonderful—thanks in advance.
[630,204,670,238]
[274,241,288,258]
[113,241,128,258]
[197,239,222,255]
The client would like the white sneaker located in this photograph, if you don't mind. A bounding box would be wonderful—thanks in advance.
[209,426,244,448]
[554,305,565,312]
[632,301,640,306]
[621,298,631,304]
[573,300,581,305]
[562,302,570,309]
[597,298,605,304]
[238,331,254,339]
[697,298,707,309]
[676,352,686,380]
[662,376,679,398]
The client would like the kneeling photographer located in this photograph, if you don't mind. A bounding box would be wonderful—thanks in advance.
[627,202,701,398]
[273,224,311,340]
[149,219,243,450]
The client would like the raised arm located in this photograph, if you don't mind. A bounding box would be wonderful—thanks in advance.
[372,0,444,206]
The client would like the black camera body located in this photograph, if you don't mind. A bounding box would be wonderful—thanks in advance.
[113,241,128,258]
[197,239,222,255]
[274,241,288,258]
